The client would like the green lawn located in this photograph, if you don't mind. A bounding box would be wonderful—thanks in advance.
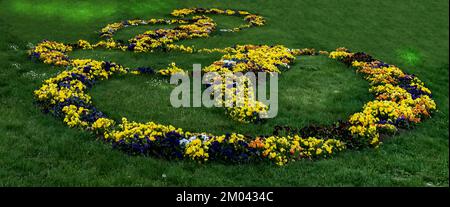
[0,0,448,186]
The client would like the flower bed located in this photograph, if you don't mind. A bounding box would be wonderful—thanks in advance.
[29,8,436,165]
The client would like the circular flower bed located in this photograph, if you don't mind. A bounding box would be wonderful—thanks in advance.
[29,8,436,165]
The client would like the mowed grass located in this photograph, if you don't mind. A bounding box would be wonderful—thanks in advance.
[87,55,370,136]
[0,0,448,186]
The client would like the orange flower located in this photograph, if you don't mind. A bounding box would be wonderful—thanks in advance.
[249,138,265,149]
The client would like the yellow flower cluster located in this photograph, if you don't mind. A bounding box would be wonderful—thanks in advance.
[126,16,212,52]
[370,84,411,101]
[226,100,269,123]
[185,138,209,161]
[349,112,379,138]
[182,133,345,165]
[171,8,265,29]
[211,75,268,123]
[335,50,438,147]
[74,59,127,79]
[34,57,127,132]
[92,117,115,132]
[157,62,187,76]
[92,39,119,50]
[349,101,399,146]
[100,22,124,38]
[166,44,194,53]
[244,14,265,26]
[100,18,192,39]
[61,105,89,127]
[329,51,352,60]
[204,45,294,74]
[170,8,196,17]
[329,49,352,59]
[201,45,294,123]
[290,48,317,56]
[84,9,265,54]
[40,10,259,55]
[366,68,403,85]
[403,95,436,118]
[29,41,72,66]
[99,9,264,53]
[183,133,246,162]
[77,39,93,49]
[254,136,345,166]
[34,70,91,103]
[106,118,183,142]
